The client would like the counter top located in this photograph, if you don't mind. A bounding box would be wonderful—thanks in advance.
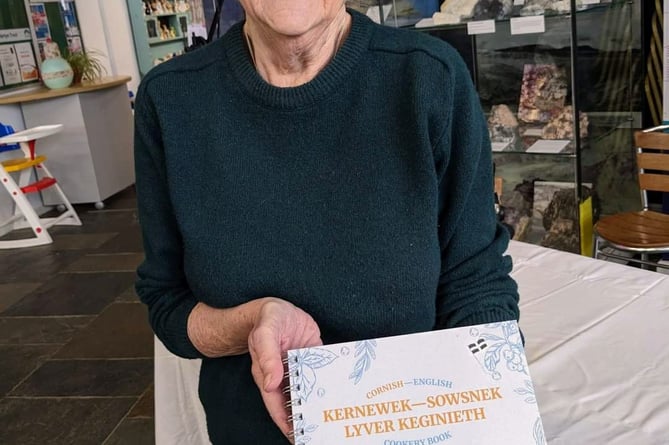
[0,76,132,105]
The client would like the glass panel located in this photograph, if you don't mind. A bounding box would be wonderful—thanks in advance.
[576,0,640,216]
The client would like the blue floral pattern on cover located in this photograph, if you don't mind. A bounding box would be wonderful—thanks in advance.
[348,340,377,384]
[470,321,526,380]
[290,347,339,403]
[289,348,339,443]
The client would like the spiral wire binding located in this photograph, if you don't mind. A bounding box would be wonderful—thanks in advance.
[283,353,304,440]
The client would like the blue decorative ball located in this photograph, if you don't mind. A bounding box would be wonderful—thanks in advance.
[41,57,74,89]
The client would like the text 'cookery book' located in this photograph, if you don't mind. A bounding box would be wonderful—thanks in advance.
[284,320,545,445]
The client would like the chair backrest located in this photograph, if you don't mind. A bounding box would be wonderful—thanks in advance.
[0,123,20,153]
[634,130,669,208]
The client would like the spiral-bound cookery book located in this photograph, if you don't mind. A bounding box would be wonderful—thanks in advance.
[285,320,545,445]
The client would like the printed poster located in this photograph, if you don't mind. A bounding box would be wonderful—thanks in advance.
[61,1,80,37]
[0,45,22,85]
[14,42,39,81]
[30,3,51,40]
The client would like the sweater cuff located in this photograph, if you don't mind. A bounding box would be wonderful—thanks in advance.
[158,298,206,360]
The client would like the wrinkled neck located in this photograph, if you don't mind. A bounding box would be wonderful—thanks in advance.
[243,8,351,87]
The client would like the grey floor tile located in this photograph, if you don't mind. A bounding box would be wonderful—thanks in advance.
[51,209,139,235]
[103,417,154,445]
[0,397,135,445]
[0,249,83,284]
[0,344,59,396]
[55,303,153,359]
[0,316,93,345]
[2,272,136,317]
[116,286,139,302]
[50,233,118,250]
[64,253,144,273]
[11,359,152,397]
[0,283,42,314]
[97,186,138,211]
[128,384,154,418]
[79,209,140,229]
[95,230,144,254]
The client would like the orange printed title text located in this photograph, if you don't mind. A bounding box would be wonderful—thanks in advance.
[321,382,503,438]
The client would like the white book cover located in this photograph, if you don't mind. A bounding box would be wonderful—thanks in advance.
[286,320,545,445]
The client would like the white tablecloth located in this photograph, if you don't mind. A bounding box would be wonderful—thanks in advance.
[154,241,669,444]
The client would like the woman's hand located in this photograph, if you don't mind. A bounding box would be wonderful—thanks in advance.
[248,298,322,440]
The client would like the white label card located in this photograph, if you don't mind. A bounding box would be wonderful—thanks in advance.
[581,0,600,4]
[513,0,525,5]
[526,140,570,154]
[467,20,496,35]
[491,142,510,152]
[510,16,546,35]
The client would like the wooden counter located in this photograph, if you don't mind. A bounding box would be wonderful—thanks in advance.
[0,76,132,105]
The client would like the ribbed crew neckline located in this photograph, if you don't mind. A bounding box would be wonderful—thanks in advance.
[224,9,373,110]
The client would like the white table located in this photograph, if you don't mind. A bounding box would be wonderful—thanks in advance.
[154,241,669,444]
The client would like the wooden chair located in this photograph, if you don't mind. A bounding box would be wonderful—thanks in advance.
[593,126,669,270]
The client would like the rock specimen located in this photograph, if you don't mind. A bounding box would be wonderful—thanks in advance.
[433,0,479,24]
[541,106,589,140]
[517,64,568,123]
[488,104,521,148]
[473,0,514,20]
[519,0,572,16]
[540,185,593,253]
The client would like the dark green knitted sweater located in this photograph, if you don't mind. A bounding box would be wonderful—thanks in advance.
[134,10,519,444]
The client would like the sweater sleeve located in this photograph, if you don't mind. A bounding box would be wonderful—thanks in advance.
[134,80,205,359]
[433,55,520,330]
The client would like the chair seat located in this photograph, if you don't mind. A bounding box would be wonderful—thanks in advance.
[595,210,669,249]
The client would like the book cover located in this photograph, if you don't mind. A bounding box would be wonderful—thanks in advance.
[285,320,545,445]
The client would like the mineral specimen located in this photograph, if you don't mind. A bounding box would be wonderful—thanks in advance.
[517,64,568,123]
[433,0,479,24]
[541,106,589,140]
[473,0,513,20]
[519,0,571,16]
[488,104,521,148]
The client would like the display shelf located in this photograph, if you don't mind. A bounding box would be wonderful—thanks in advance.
[144,13,181,19]
[126,1,190,76]
[410,3,614,31]
[148,36,187,45]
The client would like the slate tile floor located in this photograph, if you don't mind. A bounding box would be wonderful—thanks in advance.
[0,186,155,444]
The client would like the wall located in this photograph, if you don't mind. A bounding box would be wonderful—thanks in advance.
[76,0,140,94]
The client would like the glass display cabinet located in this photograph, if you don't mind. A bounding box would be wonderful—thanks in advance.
[347,0,643,255]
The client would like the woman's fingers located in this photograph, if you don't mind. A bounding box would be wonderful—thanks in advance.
[248,298,321,439]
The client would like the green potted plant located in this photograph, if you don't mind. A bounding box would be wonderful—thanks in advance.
[63,49,106,84]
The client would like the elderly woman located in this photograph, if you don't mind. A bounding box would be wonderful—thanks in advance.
[134,1,519,443]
